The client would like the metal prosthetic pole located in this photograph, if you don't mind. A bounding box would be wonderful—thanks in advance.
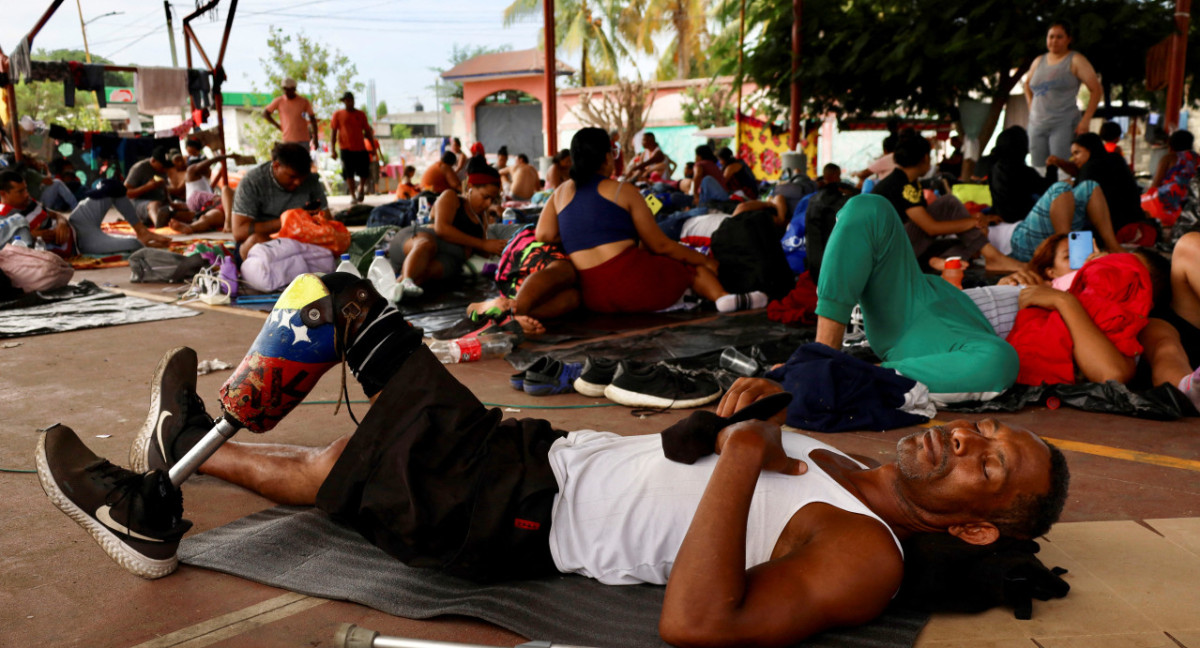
[166,274,348,487]
[336,624,596,648]
[168,417,240,487]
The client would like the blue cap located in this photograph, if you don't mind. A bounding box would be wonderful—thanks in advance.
[341,253,351,260]
[375,250,385,256]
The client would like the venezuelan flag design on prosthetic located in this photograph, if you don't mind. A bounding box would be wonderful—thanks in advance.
[220,274,339,433]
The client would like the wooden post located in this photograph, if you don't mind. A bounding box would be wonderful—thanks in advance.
[544,0,558,157]
[736,0,746,154]
[1165,0,1191,132]
[789,0,802,149]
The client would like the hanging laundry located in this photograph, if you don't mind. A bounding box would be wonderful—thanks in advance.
[135,66,188,115]
[10,37,32,83]
[187,69,212,109]
[65,62,108,108]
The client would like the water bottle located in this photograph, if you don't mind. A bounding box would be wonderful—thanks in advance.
[501,208,519,225]
[366,250,395,298]
[941,256,964,289]
[34,237,46,251]
[10,235,27,248]
[335,253,361,277]
[429,332,517,364]
[416,196,431,224]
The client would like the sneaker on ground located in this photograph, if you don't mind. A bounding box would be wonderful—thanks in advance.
[399,277,424,298]
[130,347,215,474]
[524,358,584,396]
[510,354,549,391]
[604,363,723,409]
[573,356,619,397]
[36,424,192,579]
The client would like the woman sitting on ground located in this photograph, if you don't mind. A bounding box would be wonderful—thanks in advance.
[1149,129,1199,224]
[1047,132,1143,236]
[536,127,767,314]
[988,125,1053,224]
[394,165,419,200]
[717,146,759,199]
[387,157,508,300]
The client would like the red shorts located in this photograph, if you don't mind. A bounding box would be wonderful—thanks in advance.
[577,246,696,313]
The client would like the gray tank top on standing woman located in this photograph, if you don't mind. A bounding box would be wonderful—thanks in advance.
[1028,51,1081,127]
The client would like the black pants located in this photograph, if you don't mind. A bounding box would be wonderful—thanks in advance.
[316,346,566,582]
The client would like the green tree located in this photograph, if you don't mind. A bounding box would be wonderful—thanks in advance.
[14,49,134,133]
[376,100,389,119]
[431,43,514,100]
[244,27,363,158]
[619,0,711,81]
[503,0,625,87]
[391,124,413,139]
[680,80,735,129]
[712,0,1177,152]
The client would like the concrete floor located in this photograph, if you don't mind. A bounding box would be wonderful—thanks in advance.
[3,222,1200,647]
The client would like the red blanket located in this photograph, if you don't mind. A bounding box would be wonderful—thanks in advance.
[1006,253,1152,385]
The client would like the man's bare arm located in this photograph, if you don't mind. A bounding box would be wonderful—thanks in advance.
[661,423,901,647]
[262,109,282,132]
[816,315,846,349]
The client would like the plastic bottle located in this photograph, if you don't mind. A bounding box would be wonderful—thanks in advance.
[416,196,431,224]
[366,250,395,298]
[429,332,517,364]
[941,256,964,289]
[335,253,361,277]
[34,237,46,251]
[10,235,27,248]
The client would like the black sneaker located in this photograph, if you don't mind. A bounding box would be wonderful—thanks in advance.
[36,424,192,579]
[573,357,619,397]
[130,347,214,474]
[604,363,723,409]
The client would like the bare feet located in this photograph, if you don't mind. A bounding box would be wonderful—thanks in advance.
[514,314,545,335]
[169,218,195,235]
[929,256,946,272]
[467,295,511,318]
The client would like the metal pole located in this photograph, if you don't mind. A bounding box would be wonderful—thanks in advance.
[543,0,558,157]
[74,0,92,63]
[736,0,746,155]
[165,1,179,68]
[167,417,239,488]
[5,0,67,163]
[789,0,802,149]
[1165,0,1191,132]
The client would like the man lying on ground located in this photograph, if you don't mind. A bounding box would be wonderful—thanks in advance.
[1,171,170,255]
[36,270,1068,648]
[231,143,327,259]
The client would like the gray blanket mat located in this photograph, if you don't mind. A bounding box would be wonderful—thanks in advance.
[0,280,199,338]
[179,506,929,648]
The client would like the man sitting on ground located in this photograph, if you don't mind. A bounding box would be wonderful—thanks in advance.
[1,170,170,255]
[124,147,173,228]
[40,158,85,211]
[394,165,420,200]
[545,149,571,190]
[421,152,462,194]
[231,143,328,259]
[509,153,540,201]
[37,268,1068,647]
[170,153,236,235]
[873,133,1024,272]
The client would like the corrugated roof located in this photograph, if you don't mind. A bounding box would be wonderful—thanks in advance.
[441,48,574,81]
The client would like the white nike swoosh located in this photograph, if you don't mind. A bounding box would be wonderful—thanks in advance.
[156,410,172,457]
[95,505,167,543]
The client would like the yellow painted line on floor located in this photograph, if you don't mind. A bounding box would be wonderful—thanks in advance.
[924,419,1200,473]
[129,592,326,648]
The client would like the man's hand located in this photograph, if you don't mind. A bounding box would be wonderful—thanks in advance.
[331,150,338,160]
[998,269,1045,287]
[1045,155,1064,168]
[1018,284,1068,310]
[716,377,787,419]
[715,420,807,475]
[53,218,72,245]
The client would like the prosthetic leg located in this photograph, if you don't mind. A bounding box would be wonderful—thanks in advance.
[167,273,379,487]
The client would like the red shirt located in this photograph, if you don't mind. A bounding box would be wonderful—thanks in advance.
[331,108,370,152]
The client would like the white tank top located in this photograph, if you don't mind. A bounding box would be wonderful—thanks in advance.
[185,177,212,200]
[547,430,903,585]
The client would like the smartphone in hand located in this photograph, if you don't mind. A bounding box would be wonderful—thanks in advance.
[1068,231,1093,270]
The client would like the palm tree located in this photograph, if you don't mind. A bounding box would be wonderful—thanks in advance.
[619,0,711,80]
[503,0,627,87]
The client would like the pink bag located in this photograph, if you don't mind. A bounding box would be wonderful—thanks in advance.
[240,238,335,293]
[0,245,74,292]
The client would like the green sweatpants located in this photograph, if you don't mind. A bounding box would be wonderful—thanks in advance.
[814,194,1018,402]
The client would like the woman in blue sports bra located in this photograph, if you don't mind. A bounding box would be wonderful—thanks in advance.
[537,127,767,314]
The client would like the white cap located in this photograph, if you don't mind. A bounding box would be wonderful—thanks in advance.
[281,78,298,89]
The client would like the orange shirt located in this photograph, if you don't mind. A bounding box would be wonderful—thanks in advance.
[265,94,314,144]
[421,162,451,193]
[395,181,419,199]
[331,108,370,152]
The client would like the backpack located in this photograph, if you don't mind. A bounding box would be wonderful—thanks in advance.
[709,209,795,300]
[240,238,335,293]
[129,248,207,283]
[781,193,813,274]
[803,186,851,284]
[0,245,74,292]
[366,199,418,228]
